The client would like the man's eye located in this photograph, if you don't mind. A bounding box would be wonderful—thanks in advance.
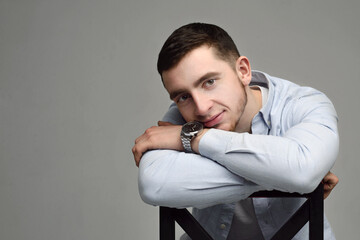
[178,94,190,102]
[204,79,216,87]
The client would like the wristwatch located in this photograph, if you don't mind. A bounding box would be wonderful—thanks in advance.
[181,121,204,153]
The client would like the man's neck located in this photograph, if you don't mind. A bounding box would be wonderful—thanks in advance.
[235,86,262,133]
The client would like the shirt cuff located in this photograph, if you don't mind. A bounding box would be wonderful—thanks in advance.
[198,129,236,165]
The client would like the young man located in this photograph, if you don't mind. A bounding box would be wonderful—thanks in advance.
[133,23,339,239]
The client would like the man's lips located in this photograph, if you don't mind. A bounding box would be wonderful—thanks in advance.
[203,111,224,128]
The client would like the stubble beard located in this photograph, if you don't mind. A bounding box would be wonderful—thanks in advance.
[232,84,248,132]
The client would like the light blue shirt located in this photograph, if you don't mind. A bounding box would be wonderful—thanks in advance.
[138,71,339,239]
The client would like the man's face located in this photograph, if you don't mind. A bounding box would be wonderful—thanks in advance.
[162,45,250,131]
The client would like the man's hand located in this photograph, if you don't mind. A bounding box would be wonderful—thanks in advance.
[323,171,339,199]
[132,121,183,167]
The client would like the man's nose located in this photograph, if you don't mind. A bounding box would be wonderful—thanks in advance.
[193,92,212,116]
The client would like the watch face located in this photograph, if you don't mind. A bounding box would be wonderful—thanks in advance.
[182,121,203,134]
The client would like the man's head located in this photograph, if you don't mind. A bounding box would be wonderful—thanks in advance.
[157,23,240,76]
[158,23,258,132]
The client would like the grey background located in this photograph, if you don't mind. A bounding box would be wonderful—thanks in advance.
[1,0,359,239]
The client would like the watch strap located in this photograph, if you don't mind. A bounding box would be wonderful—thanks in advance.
[181,134,193,152]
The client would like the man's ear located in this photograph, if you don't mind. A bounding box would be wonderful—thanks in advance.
[235,56,252,86]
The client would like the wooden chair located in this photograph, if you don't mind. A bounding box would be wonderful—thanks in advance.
[160,183,324,240]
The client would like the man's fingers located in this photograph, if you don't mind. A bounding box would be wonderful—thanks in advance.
[135,126,159,145]
[132,146,140,167]
[132,139,149,167]
[132,124,182,167]
[322,171,339,199]
[323,172,339,187]
[324,182,335,190]
[133,126,159,167]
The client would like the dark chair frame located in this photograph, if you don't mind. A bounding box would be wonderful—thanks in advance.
[160,183,323,240]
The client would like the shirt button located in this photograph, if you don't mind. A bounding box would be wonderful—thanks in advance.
[220,224,226,230]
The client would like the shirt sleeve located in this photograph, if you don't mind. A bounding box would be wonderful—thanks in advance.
[138,103,265,209]
[199,92,339,194]
[138,149,264,209]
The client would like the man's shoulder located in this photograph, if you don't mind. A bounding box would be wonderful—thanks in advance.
[255,71,328,102]
[162,103,186,124]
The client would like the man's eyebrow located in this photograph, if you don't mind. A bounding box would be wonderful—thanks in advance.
[194,72,220,87]
[169,72,220,100]
[170,89,186,100]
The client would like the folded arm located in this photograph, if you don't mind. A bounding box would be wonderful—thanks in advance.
[138,149,264,208]
[198,122,338,194]
[136,92,339,207]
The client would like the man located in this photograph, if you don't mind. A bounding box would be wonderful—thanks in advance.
[133,23,339,239]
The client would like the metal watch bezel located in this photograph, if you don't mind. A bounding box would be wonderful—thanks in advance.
[181,121,204,137]
[181,121,203,152]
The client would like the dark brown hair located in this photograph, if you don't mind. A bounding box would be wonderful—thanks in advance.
[157,23,240,75]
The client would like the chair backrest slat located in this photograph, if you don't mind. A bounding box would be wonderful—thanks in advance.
[159,183,324,240]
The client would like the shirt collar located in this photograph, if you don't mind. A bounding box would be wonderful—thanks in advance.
[250,70,274,129]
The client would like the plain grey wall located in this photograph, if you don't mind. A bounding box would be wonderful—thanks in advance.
[1,0,359,239]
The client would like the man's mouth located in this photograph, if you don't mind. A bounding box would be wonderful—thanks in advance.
[203,111,225,128]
